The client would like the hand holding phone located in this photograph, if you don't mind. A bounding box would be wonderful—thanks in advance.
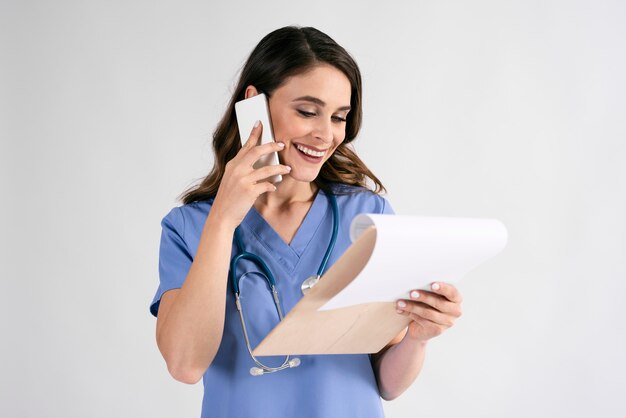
[235,93,282,184]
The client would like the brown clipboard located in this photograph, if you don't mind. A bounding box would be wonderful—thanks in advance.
[252,227,411,356]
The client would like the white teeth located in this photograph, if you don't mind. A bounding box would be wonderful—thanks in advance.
[296,144,325,157]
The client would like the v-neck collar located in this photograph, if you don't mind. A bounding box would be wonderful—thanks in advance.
[240,188,330,273]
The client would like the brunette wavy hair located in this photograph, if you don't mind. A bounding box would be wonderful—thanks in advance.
[180,26,386,204]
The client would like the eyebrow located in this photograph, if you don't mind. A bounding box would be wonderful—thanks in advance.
[292,96,351,111]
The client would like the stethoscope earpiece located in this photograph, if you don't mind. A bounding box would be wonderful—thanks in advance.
[249,357,301,376]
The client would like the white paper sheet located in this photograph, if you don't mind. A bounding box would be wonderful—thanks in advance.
[319,215,508,310]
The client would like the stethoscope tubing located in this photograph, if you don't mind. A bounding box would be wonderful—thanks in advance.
[228,192,339,376]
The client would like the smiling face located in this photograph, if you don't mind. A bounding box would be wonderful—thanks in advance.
[263,64,352,183]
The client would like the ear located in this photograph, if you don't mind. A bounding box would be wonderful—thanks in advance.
[244,85,260,99]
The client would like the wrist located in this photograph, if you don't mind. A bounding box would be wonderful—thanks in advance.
[402,333,430,348]
[205,209,238,234]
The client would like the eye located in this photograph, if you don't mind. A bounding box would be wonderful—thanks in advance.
[297,110,316,118]
[332,116,347,123]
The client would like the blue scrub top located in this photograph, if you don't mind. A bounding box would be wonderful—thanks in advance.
[150,184,395,418]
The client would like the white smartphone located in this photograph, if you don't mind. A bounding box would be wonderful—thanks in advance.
[235,93,282,184]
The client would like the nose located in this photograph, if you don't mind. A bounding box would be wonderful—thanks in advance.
[312,117,333,144]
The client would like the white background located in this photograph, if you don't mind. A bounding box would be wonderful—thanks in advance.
[2,0,625,417]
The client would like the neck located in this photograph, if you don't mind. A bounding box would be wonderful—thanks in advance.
[255,176,318,210]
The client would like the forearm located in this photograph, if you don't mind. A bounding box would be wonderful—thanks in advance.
[373,336,428,401]
[156,211,235,382]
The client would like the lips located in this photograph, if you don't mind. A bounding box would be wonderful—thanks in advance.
[294,144,324,162]
[295,143,327,157]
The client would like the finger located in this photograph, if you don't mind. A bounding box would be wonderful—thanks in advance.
[429,282,463,304]
[407,314,445,337]
[243,120,263,149]
[243,141,285,166]
[249,164,291,183]
[396,308,445,338]
[406,290,461,316]
[397,300,455,328]
[252,181,278,196]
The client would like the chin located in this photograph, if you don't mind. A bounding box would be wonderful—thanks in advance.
[287,169,322,184]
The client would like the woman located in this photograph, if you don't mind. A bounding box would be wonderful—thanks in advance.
[150,26,463,417]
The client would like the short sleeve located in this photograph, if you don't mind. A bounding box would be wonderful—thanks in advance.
[380,196,395,215]
[149,207,193,317]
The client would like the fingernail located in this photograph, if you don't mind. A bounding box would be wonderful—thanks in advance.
[254,120,260,128]
[284,165,291,171]
[397,301,406,309]
[431,283,440,291]
[410,290,420,299]
[277,142,285,148]
[396,309,403,314]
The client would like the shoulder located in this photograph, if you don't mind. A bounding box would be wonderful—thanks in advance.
[161,199,214,238]
[327,183,394,215]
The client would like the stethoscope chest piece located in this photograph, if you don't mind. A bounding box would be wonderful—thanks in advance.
[301,275,320,295]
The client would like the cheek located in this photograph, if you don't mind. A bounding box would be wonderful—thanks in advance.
[271,112,306,141]
[269,113,286,139]
[334,127,347,146]
[329,136,345,157]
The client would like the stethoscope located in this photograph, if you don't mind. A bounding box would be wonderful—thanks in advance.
[229,192,339,376]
